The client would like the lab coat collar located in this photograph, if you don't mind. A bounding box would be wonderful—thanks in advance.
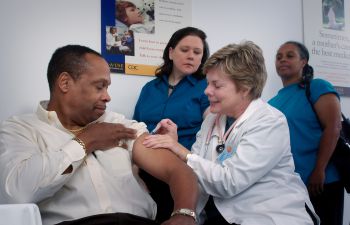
[228,98,264,129]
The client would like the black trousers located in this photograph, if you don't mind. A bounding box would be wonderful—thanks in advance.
[56,212,159,225]
[310,181,344,225]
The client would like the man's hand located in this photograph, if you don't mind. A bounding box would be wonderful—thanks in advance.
[77,122,137,154]
[161,215,196,225]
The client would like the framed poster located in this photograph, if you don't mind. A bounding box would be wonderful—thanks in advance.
[303,0,350,96]
[101,0,192,76]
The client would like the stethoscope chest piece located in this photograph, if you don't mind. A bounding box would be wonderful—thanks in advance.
[216,144,225,153]
[207,114,237,155]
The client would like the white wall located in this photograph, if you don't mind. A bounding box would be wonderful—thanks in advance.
[0,0,349,224]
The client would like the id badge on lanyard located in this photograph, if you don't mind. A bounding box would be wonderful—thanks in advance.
[206,114,238,164]
[217,143,237,164]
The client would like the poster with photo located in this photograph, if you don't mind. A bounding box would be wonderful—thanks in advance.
[101,0,192,76]
[303,0,350,96]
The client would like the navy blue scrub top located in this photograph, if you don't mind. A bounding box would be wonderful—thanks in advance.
[133,74,209,150]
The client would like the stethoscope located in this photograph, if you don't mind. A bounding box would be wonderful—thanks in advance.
[205,114,238,154]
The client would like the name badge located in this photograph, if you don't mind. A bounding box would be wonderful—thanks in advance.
[216,144,236,164]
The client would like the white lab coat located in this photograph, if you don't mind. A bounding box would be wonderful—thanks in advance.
[187,99,318,225]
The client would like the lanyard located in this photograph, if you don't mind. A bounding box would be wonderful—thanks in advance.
[206,114,238,153]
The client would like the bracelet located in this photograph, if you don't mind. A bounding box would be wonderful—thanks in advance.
[171,208,197,222]
[72,137,87,155]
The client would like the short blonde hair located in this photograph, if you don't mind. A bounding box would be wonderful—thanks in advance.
[203,41,267,99]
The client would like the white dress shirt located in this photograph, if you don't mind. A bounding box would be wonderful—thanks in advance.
[0,101,156,225]
[106,32,118,49]
[188,99,318,225]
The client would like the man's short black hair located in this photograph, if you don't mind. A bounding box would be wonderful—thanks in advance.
[47,45,102,93]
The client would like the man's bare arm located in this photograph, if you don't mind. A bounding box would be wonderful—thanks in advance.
[132,133,198,223]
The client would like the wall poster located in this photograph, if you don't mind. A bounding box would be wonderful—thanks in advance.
[101,0,192,76]
[303,0,350,96]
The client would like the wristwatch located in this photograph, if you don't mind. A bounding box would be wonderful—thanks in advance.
[171,208,197,222]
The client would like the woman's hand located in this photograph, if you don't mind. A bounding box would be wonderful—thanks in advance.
[143,133,180,155]
[142,134,190,162]
[307,168,326,197]
[152,119,178,141]
[145,119,190,161]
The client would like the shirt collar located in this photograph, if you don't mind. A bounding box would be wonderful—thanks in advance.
[36,100,106,132]
[37,100,66,132]
[160,74,198,86]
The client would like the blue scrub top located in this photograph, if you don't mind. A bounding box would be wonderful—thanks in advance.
[269,78,340,184]
[133,74,209,150]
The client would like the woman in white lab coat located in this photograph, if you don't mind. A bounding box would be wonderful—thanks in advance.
[142,41,319,225]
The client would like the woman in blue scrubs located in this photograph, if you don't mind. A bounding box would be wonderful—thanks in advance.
[133,26,210,222]
[269,41,343,225]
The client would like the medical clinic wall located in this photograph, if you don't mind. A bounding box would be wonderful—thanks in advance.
[0,0,349,224]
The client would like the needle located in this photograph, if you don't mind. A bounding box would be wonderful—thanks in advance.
[150,123,161,135]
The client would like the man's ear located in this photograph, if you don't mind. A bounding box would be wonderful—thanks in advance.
[57,72,72,93]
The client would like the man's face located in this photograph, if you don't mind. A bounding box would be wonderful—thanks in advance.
[67,54,111,125]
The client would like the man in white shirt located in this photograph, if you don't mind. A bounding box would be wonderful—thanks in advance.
[106,26,122,54]
[0,45,198,225]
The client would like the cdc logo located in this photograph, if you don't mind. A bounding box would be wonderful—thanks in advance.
[128,65,138,70]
